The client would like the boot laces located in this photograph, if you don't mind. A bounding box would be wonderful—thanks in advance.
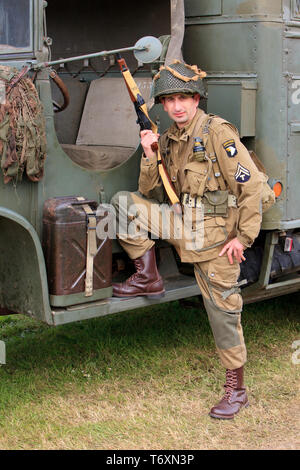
[127,259,143,282]
[222,369,238,402]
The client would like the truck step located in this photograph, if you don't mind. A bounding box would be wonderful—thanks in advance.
[51,274,200,326]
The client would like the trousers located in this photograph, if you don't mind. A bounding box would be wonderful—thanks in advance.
[111,190,247,369]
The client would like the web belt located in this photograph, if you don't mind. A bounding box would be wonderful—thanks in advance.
[181,193,237,209]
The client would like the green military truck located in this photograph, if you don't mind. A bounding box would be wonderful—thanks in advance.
[0,0,299,332]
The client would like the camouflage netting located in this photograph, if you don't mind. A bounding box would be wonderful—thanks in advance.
[0,65,46,184]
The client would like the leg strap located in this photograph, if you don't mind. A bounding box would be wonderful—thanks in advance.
[221,279,247,300]
[194,263,243,313]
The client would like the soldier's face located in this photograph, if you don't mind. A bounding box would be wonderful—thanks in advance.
[161,93,200,128]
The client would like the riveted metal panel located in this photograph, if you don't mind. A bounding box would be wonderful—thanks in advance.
[207,82,241,129]
[240,85,257,137]
[185,0,222,17]
[184,12,292,229]
[207,81,256,137]
[222,0,283,16]
[184,22,256,72]
[252,22,287,228]
[287,76,300,220]
[286,28,300,74]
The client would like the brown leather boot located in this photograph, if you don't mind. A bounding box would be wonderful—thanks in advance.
[209,366,249,419]
[113,246,165,299]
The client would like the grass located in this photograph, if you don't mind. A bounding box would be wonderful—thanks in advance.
[0,292,299,450]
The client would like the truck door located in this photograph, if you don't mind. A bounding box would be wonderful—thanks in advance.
[285,1,300,221]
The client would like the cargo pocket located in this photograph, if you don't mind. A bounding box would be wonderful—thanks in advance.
[200,216,228,251]
[207,256,242,312]
[186,216,228,252]
[183,161,209,197]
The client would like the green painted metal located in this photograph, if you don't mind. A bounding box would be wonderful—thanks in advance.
[0,207,53,325]
[50,286,113,308]
[185,0,222,17]
[206,81,257,137]
[184,0,300,230]
[51,276,201,326]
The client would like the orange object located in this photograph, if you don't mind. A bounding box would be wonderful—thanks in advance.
[273,181,283,198]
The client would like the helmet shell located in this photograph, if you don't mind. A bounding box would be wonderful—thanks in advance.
[151,61,207,103]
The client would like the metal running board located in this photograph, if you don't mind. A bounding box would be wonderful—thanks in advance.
[51,274,200,326]
[50,256,300,326]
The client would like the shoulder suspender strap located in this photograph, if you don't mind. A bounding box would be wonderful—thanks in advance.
[182,112,209,162]
[202,116,227,191]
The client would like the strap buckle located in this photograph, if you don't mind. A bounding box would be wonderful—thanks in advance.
[181,193,202,208]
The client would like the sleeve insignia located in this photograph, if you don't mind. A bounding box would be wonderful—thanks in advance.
[223,139,238,157]
[235,163,251,183]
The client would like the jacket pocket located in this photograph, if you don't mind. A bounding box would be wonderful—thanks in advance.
[186,216,228,252]
[182,161,209,197]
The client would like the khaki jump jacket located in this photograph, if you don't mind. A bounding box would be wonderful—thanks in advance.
[138,109,263,262]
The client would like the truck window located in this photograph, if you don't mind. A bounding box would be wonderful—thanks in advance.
[0,0,32,53]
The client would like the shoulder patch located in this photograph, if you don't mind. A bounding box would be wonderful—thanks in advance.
[235,163,251,183]
[223,139,238,157]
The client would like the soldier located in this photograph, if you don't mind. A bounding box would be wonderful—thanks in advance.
[111,61,263,419]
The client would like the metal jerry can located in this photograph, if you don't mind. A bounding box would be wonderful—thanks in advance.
[42,196,112,307]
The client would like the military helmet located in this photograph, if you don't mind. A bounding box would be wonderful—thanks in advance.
[151,60,207,103]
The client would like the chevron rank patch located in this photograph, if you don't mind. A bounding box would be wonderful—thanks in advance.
[223,139,238,157]
[235,163,251,183]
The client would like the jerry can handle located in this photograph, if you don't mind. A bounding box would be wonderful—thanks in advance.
[71,199,97,207]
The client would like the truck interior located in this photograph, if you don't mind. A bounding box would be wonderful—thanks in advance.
[47,0,171,171]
